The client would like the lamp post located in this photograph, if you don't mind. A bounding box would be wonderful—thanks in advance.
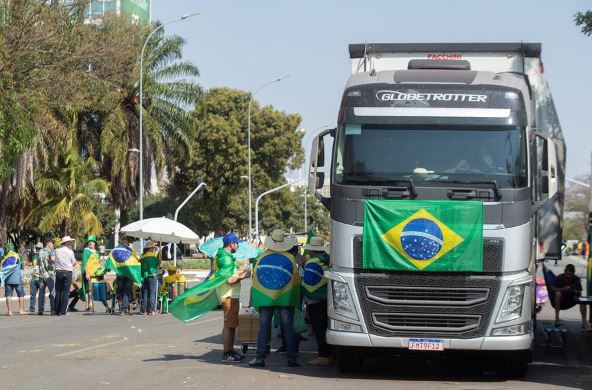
[255,179,305,243]
[247,75,290,241]
[173,179,206,267]
[139,11,199,221]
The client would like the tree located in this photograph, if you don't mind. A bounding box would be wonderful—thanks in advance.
[0,2,144,241]
[563,174,591,240]
[171,87,304,236]
[26,148,110,237]
[285,190,330,235]
[575,10,592,36]
[88,23,202,212]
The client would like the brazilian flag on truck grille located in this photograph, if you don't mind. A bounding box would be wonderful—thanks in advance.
[363,200,483,272]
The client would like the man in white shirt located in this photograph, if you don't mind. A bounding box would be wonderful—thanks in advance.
[53,236,77,316]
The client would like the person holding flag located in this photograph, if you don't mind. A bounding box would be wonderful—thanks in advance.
[140,240,160,315]
[301,236,332,366]
[1,243,25,315]
[80,235,99,311]
[168,232,245,358]
[249,229,300,368]
[84,239,111,313]
[106,235,142,315]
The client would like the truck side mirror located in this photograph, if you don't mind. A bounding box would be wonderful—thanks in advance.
[315,172,325,189]
[545,137,558,198]
[308,128,335,209]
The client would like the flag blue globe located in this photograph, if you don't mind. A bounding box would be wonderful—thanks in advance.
[303,262,324,287]
[256,254,294,290]
[401,218,443,260]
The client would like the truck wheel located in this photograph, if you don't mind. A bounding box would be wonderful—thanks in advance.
[502,350,530,378]
[337,346,364,373]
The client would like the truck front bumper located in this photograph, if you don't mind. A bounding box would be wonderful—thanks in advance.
[327,330,532,351]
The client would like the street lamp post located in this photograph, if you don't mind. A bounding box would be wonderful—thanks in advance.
[139,11,199,221]
[255,179,305,243]
[173,179,206,267]
[247,75,290,241]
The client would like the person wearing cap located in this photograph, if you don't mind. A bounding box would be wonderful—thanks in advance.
[28,242,43,313]
[140,240,160,315]
[37,237,56,315]
[215,232,247,363]
[53,236,77,316]
[302,237,332,366]
[249,229,300,368]
[80,235,98,311]
[1,242,26,315]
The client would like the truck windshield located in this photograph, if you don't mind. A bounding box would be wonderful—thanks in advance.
[334,125,527,188]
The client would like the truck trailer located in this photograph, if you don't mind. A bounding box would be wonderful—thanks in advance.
[308,43,565,377]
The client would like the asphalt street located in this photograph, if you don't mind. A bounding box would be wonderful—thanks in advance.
[0,257,591,390]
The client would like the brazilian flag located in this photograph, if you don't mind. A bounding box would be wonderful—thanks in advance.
[302,257,329,301]
[252,251,299,310]
[363,200,483,272]
[169,263,236,322]
[0,250,21,288]
[105,245,142,285]
[80,247,99,301]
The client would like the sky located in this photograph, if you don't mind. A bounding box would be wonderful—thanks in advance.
[151,0,592,180]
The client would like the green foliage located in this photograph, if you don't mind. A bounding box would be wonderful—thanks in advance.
[126,193,175,224]
[285,190,330,235]
[162,259,211,270]
[26,148,110,237]
[170,87,303,236]
[94,202,119,238]
[563,174,590,241]
[575,10,592,36]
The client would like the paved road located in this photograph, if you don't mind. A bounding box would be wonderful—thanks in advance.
[0,257,591,390]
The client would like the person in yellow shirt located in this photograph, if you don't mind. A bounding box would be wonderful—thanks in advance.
[85,247,111,313]
[162,264,187,296]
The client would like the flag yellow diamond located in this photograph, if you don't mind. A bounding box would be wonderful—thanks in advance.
[382,208,464,270]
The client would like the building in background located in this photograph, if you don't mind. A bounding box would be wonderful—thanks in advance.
[64,0,151,23]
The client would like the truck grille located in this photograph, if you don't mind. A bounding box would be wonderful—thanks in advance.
[372,313,481,332]
[365,286,489,306]
[355,272,500,339]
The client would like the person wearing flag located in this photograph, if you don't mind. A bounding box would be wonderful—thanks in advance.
[85,239,111,313]
[302,237,332,366]
[214,232,247,363]
[140,240,160,315]
[53,236,78,316]
[249,229,300,368]
[107,235,141,315]
[1,243,25,315]
[80,235,99,312]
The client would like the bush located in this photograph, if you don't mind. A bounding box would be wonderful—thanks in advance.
[161,258,211,270]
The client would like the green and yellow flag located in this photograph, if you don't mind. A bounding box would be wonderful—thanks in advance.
[169,263,236,323]
[363,200,483,272]
[105,245,142,285]
[252,250,299,310]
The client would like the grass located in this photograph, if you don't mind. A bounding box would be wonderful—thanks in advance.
[161,258,211,270]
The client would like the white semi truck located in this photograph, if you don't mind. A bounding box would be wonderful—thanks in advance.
[308,43,565,377]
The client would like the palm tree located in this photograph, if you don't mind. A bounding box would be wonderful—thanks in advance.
[96,24,202,212]
[26,148,110,237]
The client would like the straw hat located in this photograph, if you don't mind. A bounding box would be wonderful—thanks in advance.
[35,242,43,249]
[166,264,177,272]
[304,236,330,254]
[144,240,157,249]
[60,236,76,245]
[264,229,297,252]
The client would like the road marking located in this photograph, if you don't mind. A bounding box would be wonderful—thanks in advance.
[184,315,222,327]
[0,318,59,330]
[54,340,124,357]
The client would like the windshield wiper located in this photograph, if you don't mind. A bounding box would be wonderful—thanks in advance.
[346,176,417,199]
[429,179,501,200]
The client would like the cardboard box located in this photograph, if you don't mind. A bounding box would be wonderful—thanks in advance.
[237,307,260,343]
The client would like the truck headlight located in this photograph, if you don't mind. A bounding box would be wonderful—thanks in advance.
[331,280,358,320]
[496,284,525,323]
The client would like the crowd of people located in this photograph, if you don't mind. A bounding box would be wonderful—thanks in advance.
[0,234,185,317]
[1,228,333,368]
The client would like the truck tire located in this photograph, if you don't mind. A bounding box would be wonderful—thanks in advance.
[337,346,364,373]
[502,350,530,378]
